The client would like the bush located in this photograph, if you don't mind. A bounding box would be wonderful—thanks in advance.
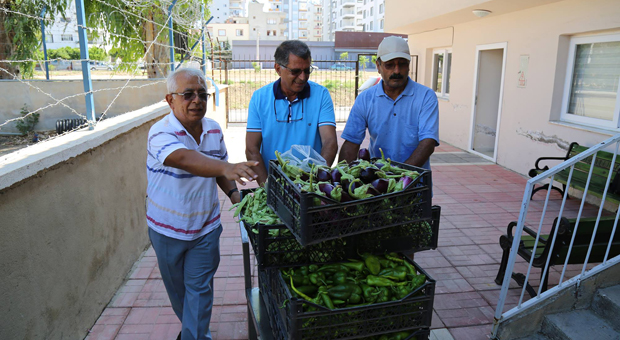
[15,104,39,136]
[251,62,261,72]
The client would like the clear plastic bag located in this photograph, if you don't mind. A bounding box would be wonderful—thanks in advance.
[280,145,326,172]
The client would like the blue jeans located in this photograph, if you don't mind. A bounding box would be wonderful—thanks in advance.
[148,226,222,340]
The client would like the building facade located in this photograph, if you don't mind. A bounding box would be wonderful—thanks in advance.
[43,1,105,51]
[386,0,620,177]
[359,0,384,32]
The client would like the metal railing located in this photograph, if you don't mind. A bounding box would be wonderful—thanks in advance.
[491,133,620,338]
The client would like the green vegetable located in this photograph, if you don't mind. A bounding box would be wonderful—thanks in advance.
[361,253,381,275]
[360,283,378,303]
[366,275,408,287]
[378,267,407,281]
[332,271,348,284]
[385,252,404,263]
[275,150,308,179]
[309,272,326,286]
[327,284,354,300]
[341,261,365,272]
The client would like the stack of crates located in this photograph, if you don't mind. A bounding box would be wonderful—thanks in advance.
[240,158,439,340]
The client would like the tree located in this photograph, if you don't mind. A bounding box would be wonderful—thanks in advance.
[0,0,68,79]
[88,47,107,61]
[371,55,377,64]
[339,52,348,61]
[359,55,368,72]
[84,0,209,78]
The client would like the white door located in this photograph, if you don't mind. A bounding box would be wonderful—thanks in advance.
[469,43,507,161]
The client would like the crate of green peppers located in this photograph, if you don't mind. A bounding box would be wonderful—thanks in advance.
[261,253,435,340]
[266,150,432,247]
[238,189,440,270]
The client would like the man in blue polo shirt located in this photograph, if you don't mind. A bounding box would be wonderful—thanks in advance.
[246,40,338,185]
[339,36,439,172]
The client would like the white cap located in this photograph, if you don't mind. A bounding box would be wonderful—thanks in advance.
[377,36,411,62]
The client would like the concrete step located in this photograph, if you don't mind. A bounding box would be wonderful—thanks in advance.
[592,285,620,332]
[513,333,552,340]
[541,309,620,340]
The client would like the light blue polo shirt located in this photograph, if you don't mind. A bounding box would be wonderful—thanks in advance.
[247,79,336,170]
[341,78,439,170]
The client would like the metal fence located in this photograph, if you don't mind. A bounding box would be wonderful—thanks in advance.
[491,133,620,337]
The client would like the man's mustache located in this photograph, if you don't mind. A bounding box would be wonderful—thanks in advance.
[389,74,404,79]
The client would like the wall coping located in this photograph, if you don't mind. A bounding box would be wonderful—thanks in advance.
[0,101,169,191]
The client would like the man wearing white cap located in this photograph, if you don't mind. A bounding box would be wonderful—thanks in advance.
[339,36,439,173]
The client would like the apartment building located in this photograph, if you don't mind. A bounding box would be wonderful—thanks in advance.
[322,0,364,41]
[209,0,247,23]
[43,1,105,50]
[359,0,384,32]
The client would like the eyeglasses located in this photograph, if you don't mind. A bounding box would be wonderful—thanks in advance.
[380,60,410,70]
[170,90,210,101]
[274,98,304,123]
[279,64,314,77]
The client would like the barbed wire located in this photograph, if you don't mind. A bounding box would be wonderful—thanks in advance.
[0,0,213,152]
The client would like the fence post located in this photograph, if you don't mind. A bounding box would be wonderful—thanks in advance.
[168,0,178,72]
[40,7,49,80]
[354,60,359,99]
[224,60,229,85]
[201,5,207,75]
[75,0,95,129]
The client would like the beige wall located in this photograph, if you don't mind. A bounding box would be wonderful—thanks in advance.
[391,0,620,175]
[0,79,167,133]
[207,23,251,41]
[0,108,169,339]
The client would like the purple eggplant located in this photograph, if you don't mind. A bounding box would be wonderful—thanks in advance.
[360,167,380,183]
[371,178,390,194]
[358,148,371,161]
[300,173,310,182]
[318,182,335,196]
[331,168,342,183]
[400,175,414,189]
[366,186,380,196]
[316,167,332,182]
[374,161,385,169]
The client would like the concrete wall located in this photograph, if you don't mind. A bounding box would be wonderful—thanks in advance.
[0,79,167,133]
[386,0,620,176]
[231,40,336,68]
[0,103,170,340]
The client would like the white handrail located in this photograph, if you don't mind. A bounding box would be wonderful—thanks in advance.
[492,133,620,339]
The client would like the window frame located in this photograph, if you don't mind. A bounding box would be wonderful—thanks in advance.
[218,29,226,36]
[560,33,620,129]
[431,48,452,98]
[236,29,243,36]
[61,34,73,41]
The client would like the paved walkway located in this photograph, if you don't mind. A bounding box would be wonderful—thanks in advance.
[85,125,594,340]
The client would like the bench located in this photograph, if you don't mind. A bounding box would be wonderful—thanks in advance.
[495,216,620,297]
[528,142,620,205]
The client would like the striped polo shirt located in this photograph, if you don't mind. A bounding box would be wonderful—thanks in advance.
[146,111,227,241]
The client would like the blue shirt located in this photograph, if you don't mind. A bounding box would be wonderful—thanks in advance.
[247,79,336,170]
[341,78,439,170]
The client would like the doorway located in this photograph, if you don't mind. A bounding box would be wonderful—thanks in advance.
[469,43,507,161]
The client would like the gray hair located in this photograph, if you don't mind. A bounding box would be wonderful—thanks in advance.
[166,67,209,93]
[274,40,311,66]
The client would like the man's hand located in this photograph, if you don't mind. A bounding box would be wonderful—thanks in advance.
[225,161,260,185]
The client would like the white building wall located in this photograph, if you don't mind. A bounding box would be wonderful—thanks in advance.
[209,0,230,23]
[359,0,384,32]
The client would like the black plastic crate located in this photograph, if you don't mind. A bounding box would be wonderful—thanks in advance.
[263,258,435,340]
[267,159,433,246]
[243,189,440,270]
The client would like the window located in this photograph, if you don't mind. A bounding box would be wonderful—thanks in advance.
[380,19,383,29]
[432,48,452,97]
[267,18,277,24]
[236,29,243,36]
[370,7,373,16]
[45,33,53,43]
[379,3,384,13]
[363,10,366,18]
[218,29,226,36]
[369,21,373,31]
[561,33,620,129]
[61,34,73,41]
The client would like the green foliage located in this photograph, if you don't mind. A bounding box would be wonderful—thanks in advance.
[48,46,80,60]
[322,79,354,90]
[15,104,39,135]
[89,47,107,61]
[251,62,261,73]
[339,52,349,61]
[0,0,68,78]
[371,55,378,64]
[359,56,369,72]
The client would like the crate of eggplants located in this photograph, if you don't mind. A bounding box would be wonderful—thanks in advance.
[266,148,433,246]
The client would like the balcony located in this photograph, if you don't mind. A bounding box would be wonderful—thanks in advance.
[342,9,355,18]
[342,0,356,7]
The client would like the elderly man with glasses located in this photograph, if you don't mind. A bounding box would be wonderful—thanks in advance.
[246,40,338,185]
[339,36,439,176]
[146,67,258,340]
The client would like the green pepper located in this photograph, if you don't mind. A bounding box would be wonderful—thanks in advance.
[294,285,318,297]
[309,264,319,273]
[341,261,365,272]
[376,286,391,303]
[391,331,411,340]
[327,284,354,300]
[318,286,335,309]
[403,259,417,276]
[291,273,311,286]
[332,271,348,284]
[378,267,407,281]
[348,293,361,304]
[366,275,408,287]
[394,285,411,300]
[289,276,313,301]
[361,253,381,275]
[318,263,350,273]
[385,252,404,263]
[299,266,309,276]
[309,272,326,286]
[332,299,346,305]
[360,283,377,303]
[378,257,392,269]
[410,274,426,291]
